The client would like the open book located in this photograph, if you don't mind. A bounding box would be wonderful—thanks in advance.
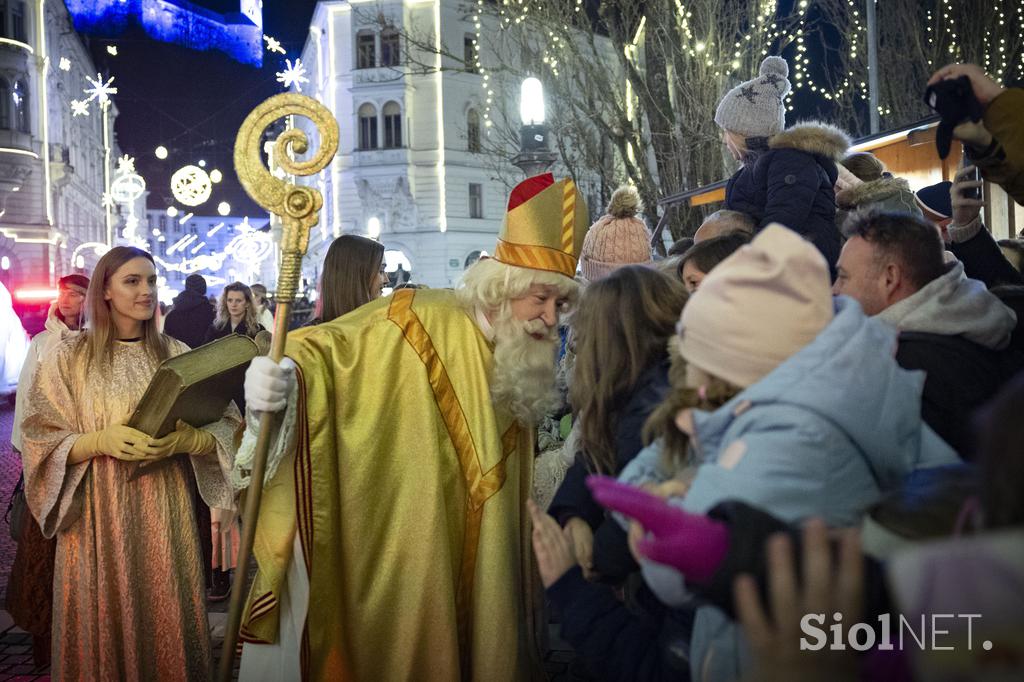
[128,334,262,438]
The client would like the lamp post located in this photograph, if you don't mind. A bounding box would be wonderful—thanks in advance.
[512,77,557,177]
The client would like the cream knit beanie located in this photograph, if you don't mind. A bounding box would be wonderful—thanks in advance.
[579,186,653,282]
[678,224,833,388]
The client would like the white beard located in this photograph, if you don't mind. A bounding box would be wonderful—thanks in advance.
[490,312,561,425]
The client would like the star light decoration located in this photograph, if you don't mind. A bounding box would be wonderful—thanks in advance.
[117,154,136,175]
[83,73,118,104]
[276,58,309,92]
[70,99,90,117]
[101,192,116,209]
[264,34,285,55]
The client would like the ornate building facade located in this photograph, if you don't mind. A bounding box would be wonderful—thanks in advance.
[0,0,119,295]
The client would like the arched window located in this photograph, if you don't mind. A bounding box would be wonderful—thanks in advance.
[356,30,376,69]
[0,78,9,129]
[381,29,400,67]
[383,101,402,149]
[358,103,378,150]
[13,80,28,132]
[467,109,481,153]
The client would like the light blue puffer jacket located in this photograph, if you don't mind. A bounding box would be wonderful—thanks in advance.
[618,297,960,681]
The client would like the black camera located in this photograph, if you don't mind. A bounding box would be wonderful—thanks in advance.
[923,76,985,159]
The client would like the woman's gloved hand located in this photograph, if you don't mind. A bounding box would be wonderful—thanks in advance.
[69,418,157,463]
[148,419,217,458]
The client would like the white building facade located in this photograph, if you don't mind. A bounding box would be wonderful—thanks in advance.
[298,0,606,288]
[0,0,120,295]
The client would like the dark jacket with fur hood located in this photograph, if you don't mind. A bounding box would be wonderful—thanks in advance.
[725,121,849,270]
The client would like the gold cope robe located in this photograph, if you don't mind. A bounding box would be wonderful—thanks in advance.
[240,288,543,680]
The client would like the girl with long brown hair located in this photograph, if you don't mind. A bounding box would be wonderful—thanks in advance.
[547,264,688,581]
[20,246,240,680]
[310,234,387,324]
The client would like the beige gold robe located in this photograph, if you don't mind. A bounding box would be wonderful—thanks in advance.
[20,335,239,681]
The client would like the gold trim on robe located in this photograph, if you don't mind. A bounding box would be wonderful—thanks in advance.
[242,288,542,681]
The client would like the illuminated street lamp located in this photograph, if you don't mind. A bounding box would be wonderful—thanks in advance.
[511,77,556,177]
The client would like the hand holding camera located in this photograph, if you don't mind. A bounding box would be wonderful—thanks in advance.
[925,64,1003,158]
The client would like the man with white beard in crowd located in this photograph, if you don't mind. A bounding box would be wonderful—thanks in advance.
[234,173,589,681]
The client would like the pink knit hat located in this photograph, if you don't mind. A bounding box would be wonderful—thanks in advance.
[678,224,833,388]
[579,186,653,282]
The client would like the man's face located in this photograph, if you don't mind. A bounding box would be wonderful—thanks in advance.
[833,236,889,315]
[57,286,85,324]
[508,284,566,337]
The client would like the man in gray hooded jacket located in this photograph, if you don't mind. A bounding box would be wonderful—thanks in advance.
[834,210,1019,458]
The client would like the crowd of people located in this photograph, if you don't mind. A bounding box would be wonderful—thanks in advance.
[1,58,1022,681]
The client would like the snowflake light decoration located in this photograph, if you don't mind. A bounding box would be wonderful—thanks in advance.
[170,165,212,207]
[117,154,136,175]
[264,34,285,55]
[58,57,71,71]
[101,192,116,209]
[71,99,90,117]
[84,73,117,104]
[276,59,308,92]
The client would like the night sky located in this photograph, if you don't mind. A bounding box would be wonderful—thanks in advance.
[81,1,320,217]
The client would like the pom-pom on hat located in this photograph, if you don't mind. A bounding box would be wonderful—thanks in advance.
[714,56,792,139]
[579,186,653,282]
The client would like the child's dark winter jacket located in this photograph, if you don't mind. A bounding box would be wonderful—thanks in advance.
[725,121,849,270]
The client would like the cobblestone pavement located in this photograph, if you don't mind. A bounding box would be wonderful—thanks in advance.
[0,400,591,681]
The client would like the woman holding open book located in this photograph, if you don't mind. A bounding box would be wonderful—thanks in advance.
[19,246,240,681]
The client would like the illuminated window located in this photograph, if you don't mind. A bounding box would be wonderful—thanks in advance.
[358,103,377,150]
[13,80,27,132]
[381,29,400,67]
[383,101,402,148]
[467,109,480,152]
[356,31,376,69]
[469,183,483,219]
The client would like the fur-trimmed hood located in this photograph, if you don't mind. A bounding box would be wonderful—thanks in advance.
[768,121,850,161]
[836,175,915,209]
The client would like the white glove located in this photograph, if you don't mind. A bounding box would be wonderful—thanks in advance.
[244,356,296,413]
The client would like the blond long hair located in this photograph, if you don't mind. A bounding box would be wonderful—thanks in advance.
[643,339,742,469]
[570,265,688,474]
[83,246,169,370]
[214,282,261,333]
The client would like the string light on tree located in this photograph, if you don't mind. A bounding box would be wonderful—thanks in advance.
[170,164,212,206]
[276,58,309,92]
